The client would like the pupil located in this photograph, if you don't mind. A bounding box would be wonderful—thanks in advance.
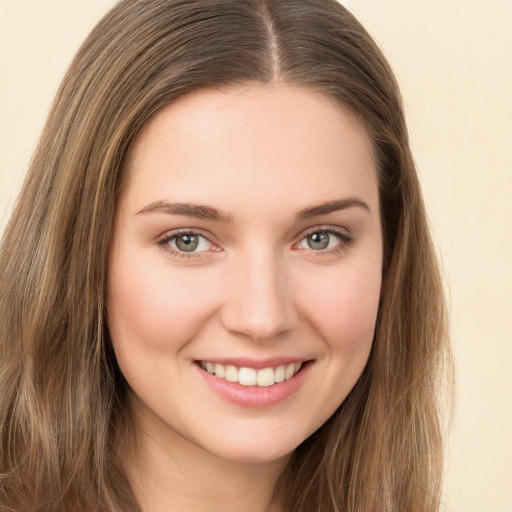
[308,232,329,250]
[176,234,198,252]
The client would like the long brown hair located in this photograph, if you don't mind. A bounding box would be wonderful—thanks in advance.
[0,1,451,510]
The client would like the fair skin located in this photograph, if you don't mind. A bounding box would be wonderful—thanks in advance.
[107,83,383,512]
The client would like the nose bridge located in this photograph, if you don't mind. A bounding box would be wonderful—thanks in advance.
[221,245,297,341]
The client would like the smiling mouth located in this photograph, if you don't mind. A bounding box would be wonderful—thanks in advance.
[198,361,306,387]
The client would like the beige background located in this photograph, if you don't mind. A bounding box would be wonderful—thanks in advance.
[1,1,511,510]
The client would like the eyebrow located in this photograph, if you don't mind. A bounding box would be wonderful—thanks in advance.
[136,200,232,222]
[136,196,370,222]
[295,197,371,221]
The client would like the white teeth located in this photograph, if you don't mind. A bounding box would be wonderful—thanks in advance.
[285,363,295,380]
[256,367,275,387]
[200,360,304,387]
[274,365,285,383]
[224,365,238,383]
[214,363,225,378]
[239,367,257,386]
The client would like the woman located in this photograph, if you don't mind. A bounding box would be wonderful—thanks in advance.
[0,1,451,511]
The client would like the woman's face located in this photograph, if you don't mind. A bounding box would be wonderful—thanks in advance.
[107,83,382,464]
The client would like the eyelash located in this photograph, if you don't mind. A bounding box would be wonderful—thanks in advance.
[156,226,354,260]
[156,229,218,260]
[297,226,354,256]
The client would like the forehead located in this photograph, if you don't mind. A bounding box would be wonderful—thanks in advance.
[122,83,378,217]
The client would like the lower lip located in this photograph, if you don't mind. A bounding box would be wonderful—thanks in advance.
[195,362,312,408]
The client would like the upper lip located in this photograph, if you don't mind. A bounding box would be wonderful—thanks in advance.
[195,357,311,369]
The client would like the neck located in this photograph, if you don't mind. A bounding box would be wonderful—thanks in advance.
[123,396,289,512]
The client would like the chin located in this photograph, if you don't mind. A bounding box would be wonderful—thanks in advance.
[196,423,312,465]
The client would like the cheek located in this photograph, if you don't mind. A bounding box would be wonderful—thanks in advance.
[106,256,220,355]
[298,262,381,350]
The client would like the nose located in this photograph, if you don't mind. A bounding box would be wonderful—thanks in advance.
[220,248,298,342]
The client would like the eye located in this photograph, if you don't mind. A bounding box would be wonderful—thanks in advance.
[161,231,215,253]
[297,228,351,251]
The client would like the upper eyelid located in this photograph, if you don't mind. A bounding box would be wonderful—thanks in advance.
[156,227,216,244]
[300,225,346,234]
[297,224,352,239]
